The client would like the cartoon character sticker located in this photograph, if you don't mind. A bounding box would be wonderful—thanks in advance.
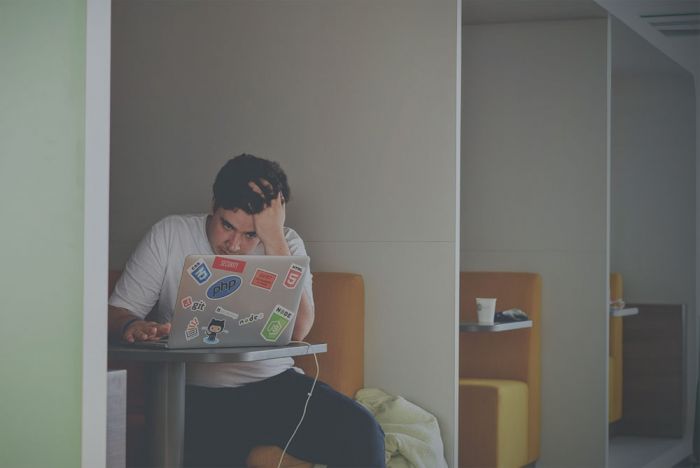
[260,305,294,342]
[212,257,247,273]
[202,318,228,345]
[251,268,278,291]
[283,264,304,289]
[188,258,212,285]
[185,317,200,341]
[215,306,239,320]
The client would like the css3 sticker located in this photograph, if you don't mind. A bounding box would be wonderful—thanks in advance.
[188,259,212,285]
[206,275,242,300]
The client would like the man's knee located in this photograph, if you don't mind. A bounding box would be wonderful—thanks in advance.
[245,445,313,468]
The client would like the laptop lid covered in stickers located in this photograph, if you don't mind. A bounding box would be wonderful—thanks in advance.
[166,254,309,349]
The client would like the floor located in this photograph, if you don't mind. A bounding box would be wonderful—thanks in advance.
[609,436,694,468]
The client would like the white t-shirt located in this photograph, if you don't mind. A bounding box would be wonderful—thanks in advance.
[109,214,314,387]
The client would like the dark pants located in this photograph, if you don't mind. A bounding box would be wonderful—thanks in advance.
[184,369,385,468]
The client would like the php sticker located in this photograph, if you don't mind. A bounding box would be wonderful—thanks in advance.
[215,306,239,320]
[283,264,304,289]
[239,313,264,327]
[260,305,294,342]
[181,296,194,309]
[213,257,247,273]
[185,317,200,341]
[251,268,278,291]
[188,258,212,285]
[206,275,242,300]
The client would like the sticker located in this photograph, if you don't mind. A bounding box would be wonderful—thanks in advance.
[260,305,294,342]
[188,258,212,285]
[202,318,228,345]
[181,296,194,309]
[215,305,239,320]
[251,268,278,291]
[206,275,242,300]
[191,300,206,312]
[213,257,247,273]
[283,264,304,289]
[238,312,264,327]
[185,317,200,341]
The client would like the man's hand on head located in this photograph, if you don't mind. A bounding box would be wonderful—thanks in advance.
[248,180,290,256]
[122,320,171,343]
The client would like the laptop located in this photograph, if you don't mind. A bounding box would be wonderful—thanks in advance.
[131,254,310,349]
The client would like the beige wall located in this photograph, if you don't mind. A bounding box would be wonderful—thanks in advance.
[110,1,460,463]
[461,19,609,467]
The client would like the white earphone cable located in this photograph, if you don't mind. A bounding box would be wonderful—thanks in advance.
[277,341,319,468]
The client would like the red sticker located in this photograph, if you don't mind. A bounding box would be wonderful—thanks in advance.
[251,268,278,291]
[181,296,193,309]
[283,264,304,289]
[213,257,247,273]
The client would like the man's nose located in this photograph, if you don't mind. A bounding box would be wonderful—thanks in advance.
[228,233,241,250]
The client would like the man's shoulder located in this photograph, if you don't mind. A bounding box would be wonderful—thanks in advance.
[152,214,206,233]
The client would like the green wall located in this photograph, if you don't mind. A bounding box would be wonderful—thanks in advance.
[0,1,86,466]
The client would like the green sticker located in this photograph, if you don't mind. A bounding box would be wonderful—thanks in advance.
[260,305,293,342]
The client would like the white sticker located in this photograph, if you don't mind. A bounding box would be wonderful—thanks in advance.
[238,312,264,327]
[185,317,200,341]
[215,306,239,320]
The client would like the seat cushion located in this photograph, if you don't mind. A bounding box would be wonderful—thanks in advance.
[459,379,528,468]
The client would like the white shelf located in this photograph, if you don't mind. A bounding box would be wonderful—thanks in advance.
[610,307,639,317]
[459,320,532,332]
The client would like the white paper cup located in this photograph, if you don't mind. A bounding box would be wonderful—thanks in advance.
[476,298,497,325]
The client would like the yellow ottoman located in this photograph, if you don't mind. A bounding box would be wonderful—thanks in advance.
[459,379,528,468]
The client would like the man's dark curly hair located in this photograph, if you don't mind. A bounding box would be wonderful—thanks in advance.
[212,154,291,214]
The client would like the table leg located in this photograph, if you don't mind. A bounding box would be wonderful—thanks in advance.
[145,361,186,468]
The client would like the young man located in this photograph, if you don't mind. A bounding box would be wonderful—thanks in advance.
[108,154,385,467]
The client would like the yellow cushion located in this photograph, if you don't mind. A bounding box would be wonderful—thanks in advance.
[608,355,622,422]
[609,273,623,423]
[459,379,528,468]
[459,272,541,464]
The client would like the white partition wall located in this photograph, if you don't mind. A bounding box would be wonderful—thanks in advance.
[461,19,609,467]
[110,1,460,463]
[610,17,697,467]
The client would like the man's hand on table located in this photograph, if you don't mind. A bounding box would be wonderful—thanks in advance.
[122,320,171,343]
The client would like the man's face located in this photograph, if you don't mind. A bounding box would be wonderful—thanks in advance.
[207,207,260,255]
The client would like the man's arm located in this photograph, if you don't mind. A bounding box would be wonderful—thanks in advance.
[250,186,315,340]
[108,305,171,342]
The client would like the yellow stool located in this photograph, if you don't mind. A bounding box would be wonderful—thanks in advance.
[459,379,528,468]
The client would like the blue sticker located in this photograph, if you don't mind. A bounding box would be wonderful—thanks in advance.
[206,275,242,300]
[188,259,212,285]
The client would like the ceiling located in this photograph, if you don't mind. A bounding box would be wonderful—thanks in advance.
[462,0,700,77]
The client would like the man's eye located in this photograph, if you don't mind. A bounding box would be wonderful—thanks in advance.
[245,233,257,239]
[222,222,233,231]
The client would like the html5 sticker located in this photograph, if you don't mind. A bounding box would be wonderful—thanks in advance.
[212,257,246,273]
[251,268,278,291]
[283,264,304,289]
[188,258,212,285]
